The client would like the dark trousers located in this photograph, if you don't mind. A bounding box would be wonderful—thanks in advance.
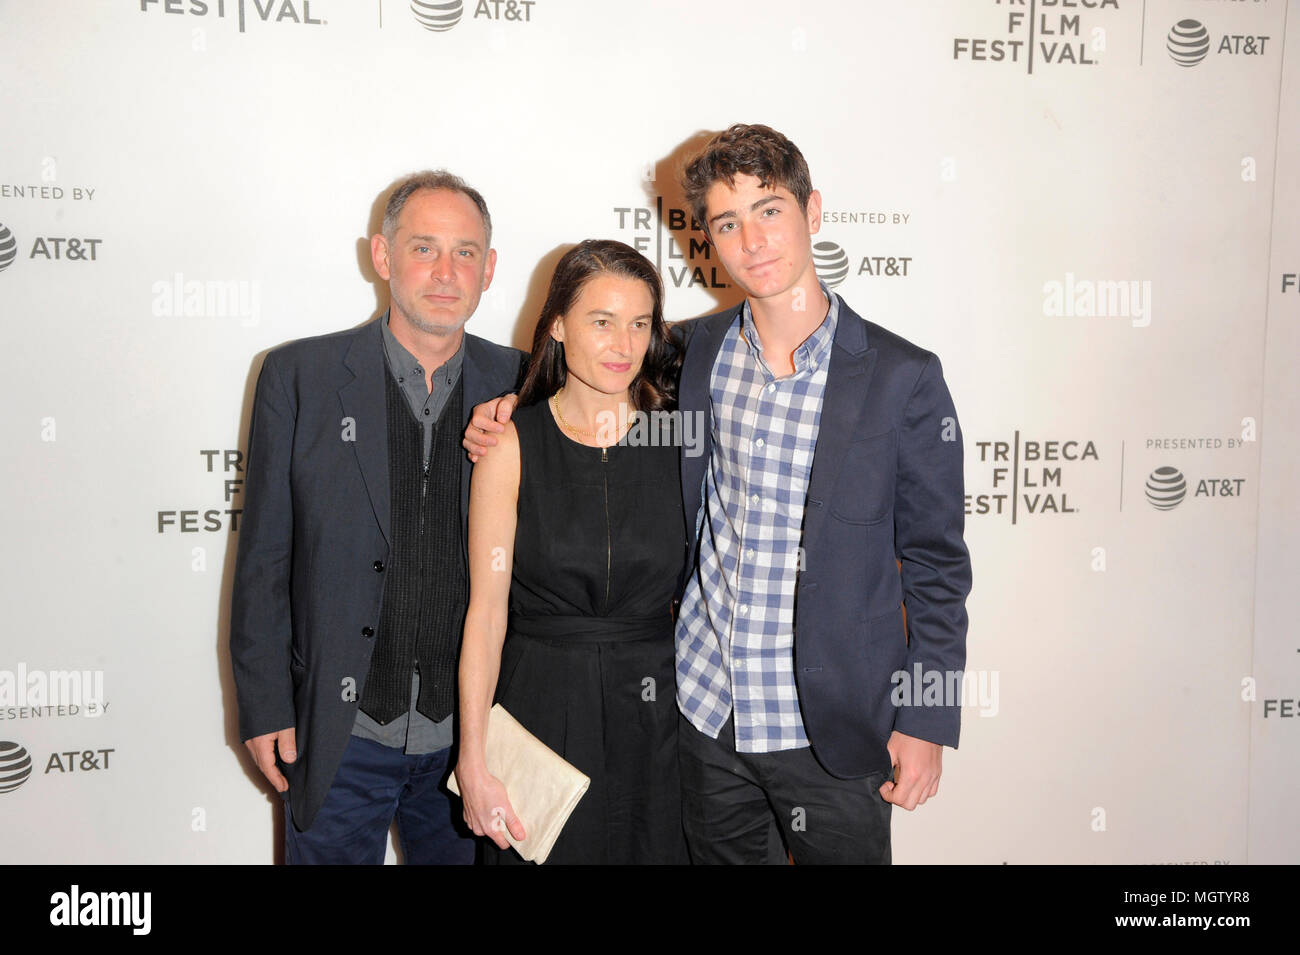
[284,734,474,865]
[678,712,893,865]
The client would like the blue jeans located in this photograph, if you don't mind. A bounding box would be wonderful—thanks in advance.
[284,735,474,865]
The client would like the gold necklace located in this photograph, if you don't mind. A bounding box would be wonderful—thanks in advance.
[551,389,630,446]
[550,390,597,438]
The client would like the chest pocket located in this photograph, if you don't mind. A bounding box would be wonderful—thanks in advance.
[828,429,897,525]
[789,438,816,482]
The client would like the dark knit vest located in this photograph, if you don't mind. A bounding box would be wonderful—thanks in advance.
[358,372,466,724]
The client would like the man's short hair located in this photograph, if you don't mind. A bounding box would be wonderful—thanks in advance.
[681,124,814,235]
[382,169,493,248]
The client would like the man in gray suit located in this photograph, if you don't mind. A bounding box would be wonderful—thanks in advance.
[231,170,526,864]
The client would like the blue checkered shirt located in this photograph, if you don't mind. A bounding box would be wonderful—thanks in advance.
[675,287,840,752]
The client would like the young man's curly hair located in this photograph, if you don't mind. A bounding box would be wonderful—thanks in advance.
[680,124,814,235]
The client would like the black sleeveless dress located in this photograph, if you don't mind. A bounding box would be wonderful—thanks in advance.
[484,398,688,865]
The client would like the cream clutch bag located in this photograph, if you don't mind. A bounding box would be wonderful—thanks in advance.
[448,704,590,864]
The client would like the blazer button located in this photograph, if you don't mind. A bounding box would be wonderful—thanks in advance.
[373,560,384,572]
[361,627,374,638]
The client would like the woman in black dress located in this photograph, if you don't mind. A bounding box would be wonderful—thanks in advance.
[456,240,686,864]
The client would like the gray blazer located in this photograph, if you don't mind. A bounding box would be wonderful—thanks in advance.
[230,317,525,831]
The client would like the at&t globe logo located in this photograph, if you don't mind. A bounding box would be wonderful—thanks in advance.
[1167,20,1210,67]
[813,241,849,289]
[0,223,17,273]
[1145,466,1187,510]
[411,0,463,31]
[0,741,32,793]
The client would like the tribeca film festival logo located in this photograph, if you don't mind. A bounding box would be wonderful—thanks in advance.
[1260,692,1300,721]
[157,450,245,541]
[0,664,108,720]
[138,0,325,32]
[812,241,912,289]
[151,272,261,325]
[50,886,151,936]
[966,432,1102,523]
[952,0,1121,72]
[612,200,727,291]
[1042,272,1151,327]
[1166,19,1269,67]
[410,0,535,31]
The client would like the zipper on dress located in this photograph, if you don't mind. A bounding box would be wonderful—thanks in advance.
[601,448,611,610]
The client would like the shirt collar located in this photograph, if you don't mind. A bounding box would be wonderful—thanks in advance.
[381,310,464,388]
[737,281,840,376]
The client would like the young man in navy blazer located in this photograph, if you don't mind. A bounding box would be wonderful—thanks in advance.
[465,125,971,864]
[670,125,970,864]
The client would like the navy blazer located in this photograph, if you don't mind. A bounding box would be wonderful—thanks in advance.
[675,297,971,779]
[230,317,526,831]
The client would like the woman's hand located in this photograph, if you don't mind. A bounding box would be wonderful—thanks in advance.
[456,763,527,850]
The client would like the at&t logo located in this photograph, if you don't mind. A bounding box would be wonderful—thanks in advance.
[411,0,462,30]
[0,223,16,273]
[1167,20,1209,66]
[812,240,911,287]
[0,741,33,793]
[1166,19,1269,67]
[410,0,534,30]
[1145,465,1245,510]
[1145,466,1186,509]
[813,241,848,289]
[0,224,100,268]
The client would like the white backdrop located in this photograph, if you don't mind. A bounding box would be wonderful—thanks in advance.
[1,0,1295,863]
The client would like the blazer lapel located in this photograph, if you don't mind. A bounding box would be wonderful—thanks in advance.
[339,320,391,546]
[802,306,878,545]
[678,308,737,532]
